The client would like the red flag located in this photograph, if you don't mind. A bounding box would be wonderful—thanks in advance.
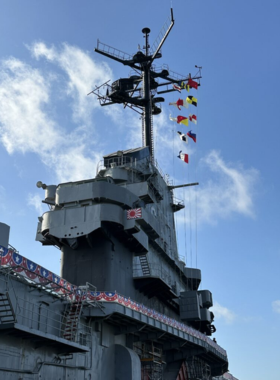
[187,78,198,90]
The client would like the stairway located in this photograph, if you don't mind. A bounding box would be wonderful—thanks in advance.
[63,300,82,341]
[139,255,151,276]
[0,292,16,324]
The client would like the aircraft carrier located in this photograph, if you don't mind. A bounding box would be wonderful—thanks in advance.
[0,9,238,380]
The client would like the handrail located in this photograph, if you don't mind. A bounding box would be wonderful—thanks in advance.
[0,245,227,357]
[14,296,91,346]
[83,290,227,358]
[96,155,171,187]
[133,263,172,287]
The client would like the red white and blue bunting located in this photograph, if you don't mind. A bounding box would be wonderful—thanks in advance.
[0,245,226,357]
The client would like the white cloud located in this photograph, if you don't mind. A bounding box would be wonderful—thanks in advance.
[0,44,112,183]
[27,193,44,215]
[272,300,280,314]
[201,150,257,219]
[0,58,61,155]
[51,146,101,183]
[212,301,236,324]
[29,42,112,124]
[175,150,258,225]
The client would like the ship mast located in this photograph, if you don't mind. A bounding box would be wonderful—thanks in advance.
[91,8,201,161]
[141,27,153,159]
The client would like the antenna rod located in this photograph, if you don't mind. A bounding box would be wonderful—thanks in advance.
[168,182,199,190]
[151,8,175,63]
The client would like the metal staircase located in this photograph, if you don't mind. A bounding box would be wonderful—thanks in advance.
[139,255,151,276]
[0,291,16,324]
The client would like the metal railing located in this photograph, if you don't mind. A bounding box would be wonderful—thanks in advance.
[96,155,171,188]
[96,39,132,61]
[13,296,91,346]
[172,196,184,207]
[133,263,172,287]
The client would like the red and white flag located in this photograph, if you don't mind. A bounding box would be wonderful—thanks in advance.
[169,98,189,110]
[172,83,182,92]
[178,151,189,164]
[127,208,142,219]
[189,114,197,124]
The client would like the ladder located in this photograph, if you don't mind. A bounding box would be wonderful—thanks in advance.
[0,292,16,324]
[139,255,151,276]
[63,298,83,341]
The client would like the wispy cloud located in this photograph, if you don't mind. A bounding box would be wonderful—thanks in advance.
[27,193,44,215]
[201,150,257,219]
[29,42,112,124]
[0,43,113,182]
[175,150,258,225]
[0,58,61,155]
[212,301,237,324]
[272,300,280,314]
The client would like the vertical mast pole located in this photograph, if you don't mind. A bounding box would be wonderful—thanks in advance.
[142,27,153,161]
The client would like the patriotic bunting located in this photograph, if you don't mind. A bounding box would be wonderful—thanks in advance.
[103,292,118,301]
[0,243,226,356]
[0,247,13,265]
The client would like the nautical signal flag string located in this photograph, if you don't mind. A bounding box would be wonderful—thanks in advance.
[189,114,197,124]
[169,97,197,110]
[170,77,199,165]
[169,115,189,126]
[186,96,197,107]
[177,131,188,143]
[187,78,198,90]
[173,78,199,92]
[178,151,189,164]
[169,98,189,110]
[187,131,196,143]
[177,131,196,144]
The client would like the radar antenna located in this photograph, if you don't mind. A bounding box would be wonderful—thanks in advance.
[90,8,201,161]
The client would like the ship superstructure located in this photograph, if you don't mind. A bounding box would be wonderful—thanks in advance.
[0,9,235,380]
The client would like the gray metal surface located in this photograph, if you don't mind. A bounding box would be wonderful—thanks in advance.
[0,222,10,248]
[0,10,232,378]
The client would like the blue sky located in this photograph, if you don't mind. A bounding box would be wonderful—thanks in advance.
[0,1,279,379]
